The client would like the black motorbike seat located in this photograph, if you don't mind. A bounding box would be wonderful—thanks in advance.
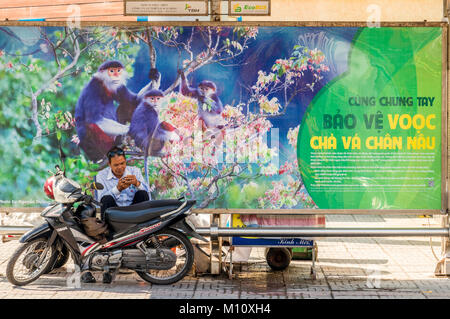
[105,199,183,224]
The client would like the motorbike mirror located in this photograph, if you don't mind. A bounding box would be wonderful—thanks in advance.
[57,140,67,175]
[90,182,104,190]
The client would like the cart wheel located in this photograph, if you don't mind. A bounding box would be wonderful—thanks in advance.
[266,248,292,271]
[287,247,293,258]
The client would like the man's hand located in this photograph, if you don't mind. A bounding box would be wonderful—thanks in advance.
[117,177,131,192]
[127,175,140,187]
[117,175,141,192]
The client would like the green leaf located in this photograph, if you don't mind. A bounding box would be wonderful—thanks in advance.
[278,67,284,77]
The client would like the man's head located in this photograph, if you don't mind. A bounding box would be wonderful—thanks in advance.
[107,146,126,178]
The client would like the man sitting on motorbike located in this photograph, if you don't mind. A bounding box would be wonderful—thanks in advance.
[96,146,151,217]
[81,146,151,283]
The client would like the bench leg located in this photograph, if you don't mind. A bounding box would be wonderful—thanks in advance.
[209,214,222,275]
[435,214,450,276]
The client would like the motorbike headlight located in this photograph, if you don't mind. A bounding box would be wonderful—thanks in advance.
[41,203,64,217]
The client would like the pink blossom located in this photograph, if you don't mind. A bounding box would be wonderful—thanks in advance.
[71,134,80,145]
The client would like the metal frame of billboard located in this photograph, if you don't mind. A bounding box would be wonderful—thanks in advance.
[0,20,446,215]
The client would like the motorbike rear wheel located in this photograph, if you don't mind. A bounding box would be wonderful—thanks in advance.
[135,229,194,285]
[6,238,57,286]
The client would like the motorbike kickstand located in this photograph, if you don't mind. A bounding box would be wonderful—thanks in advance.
[103,266,120,284]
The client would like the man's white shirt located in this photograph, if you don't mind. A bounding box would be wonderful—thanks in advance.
[95,166,151,206]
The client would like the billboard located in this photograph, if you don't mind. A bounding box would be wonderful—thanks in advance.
[298,27,444,210]
[0,24,444,223]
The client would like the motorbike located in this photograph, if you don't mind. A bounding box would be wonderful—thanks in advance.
[6,165,206,286]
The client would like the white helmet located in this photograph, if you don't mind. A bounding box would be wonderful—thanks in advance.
[53,175,82,204]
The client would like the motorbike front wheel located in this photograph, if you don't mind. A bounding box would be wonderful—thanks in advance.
[45,244,70,274]
[135,229,194,285]
[6,238,57,286]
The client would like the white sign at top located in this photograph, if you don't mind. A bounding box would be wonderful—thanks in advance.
[125,0,208,16]
[228,0,271,16]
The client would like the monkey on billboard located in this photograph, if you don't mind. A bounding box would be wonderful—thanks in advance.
[178,69,225,131]
[117,67,161,124]
[128,88,180,157]
[128,87,180,184]
[75,60,139,162]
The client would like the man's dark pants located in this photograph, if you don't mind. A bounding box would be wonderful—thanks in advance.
[100,190,149,219]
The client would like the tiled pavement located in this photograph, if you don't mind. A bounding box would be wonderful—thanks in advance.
[0,214,449,299]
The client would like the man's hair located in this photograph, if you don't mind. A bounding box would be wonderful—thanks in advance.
[106,146,126,163]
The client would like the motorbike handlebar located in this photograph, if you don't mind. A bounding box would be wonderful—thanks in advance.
[91,198,102,206]
[78,194,101,207]
[90,182,104,190]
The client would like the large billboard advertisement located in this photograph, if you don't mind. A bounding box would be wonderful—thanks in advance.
[299,27,443,210]
[0,25,443,220]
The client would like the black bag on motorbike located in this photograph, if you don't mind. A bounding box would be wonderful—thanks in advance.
[79,205,109,244]
[81,217,109,244]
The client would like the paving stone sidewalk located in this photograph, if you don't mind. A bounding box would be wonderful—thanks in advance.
[0,214,449,299]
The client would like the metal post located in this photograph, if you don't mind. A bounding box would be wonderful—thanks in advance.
[435,214,450,275]
[209,214,222,274]
[438,2,450,276]
[1,225,448,238]
[311,244,316,279]
[229,246,233,280]
[196,227,450,237]
[210,0,220,21]
[0,226,31,235]
[2,226,448,237]
[0,212,4,243]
